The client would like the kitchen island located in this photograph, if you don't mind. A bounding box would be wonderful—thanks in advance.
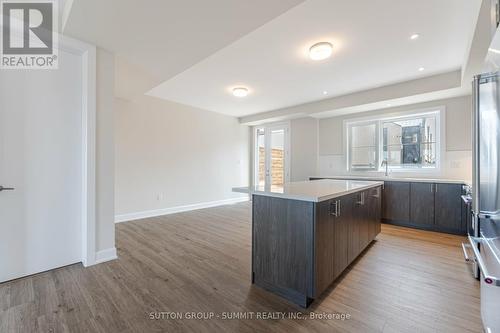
[233,179,383,307]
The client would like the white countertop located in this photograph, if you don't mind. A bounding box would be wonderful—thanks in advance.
[310,175,469,185]
[232,179,384,202]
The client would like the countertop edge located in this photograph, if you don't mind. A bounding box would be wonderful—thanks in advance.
[315,182,384,202]
[232,181,384,203]
[310,176,469,185]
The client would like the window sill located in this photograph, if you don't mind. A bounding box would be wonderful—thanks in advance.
[346,168,442,177]
[380,168,438,173]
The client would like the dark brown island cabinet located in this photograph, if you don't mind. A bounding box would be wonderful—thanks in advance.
[250,184,382,308]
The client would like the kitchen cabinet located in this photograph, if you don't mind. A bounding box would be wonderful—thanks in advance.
[352,188,379,260]
[310,178,465,235]
[314,187,382,299]
[252,183,382,307]
[382,181,410,221]
[348,193,361,263]
[333,195,351,278]
[387,182,465,234]
[410,182,435,226]
[434,183,463,232]
[315,199,336,295]
[367,186,382,238]
[251,183,383,307]
[252,195,312,298]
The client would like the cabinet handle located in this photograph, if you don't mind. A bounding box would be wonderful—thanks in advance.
[0,185,15,192]
[330,200,339,217]
[356,192,365,205]
[337,200,341,217]
[435,184,438,193]
[430,184,434,192]
[371,187,380,198]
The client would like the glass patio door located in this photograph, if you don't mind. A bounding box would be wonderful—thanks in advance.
[254,124,289,187]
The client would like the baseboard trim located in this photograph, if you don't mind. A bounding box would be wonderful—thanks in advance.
[95,247,117,264]
[115,196,249,223]
[381,219,466,236]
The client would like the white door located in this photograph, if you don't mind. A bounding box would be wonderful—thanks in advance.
[0,49,83,283]
[254,123,290,186]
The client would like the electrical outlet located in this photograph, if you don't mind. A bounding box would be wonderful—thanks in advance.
[157,193,164,201]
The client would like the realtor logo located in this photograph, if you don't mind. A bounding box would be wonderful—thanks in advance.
[1,0,58,69]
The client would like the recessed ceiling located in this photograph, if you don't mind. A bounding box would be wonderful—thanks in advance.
[63,0,304,83]
[147,0,477,117]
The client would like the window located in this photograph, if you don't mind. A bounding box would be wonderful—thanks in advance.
[255,128,266,186]
[348,122,378,170]
[382,114,437,169]
[254,124,290,186]
[347,111,439,172]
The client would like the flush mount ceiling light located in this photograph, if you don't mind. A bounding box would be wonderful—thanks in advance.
[323,91,328,95]
[309,42,333,61]
[418,67,425,72]
[410,33,420,40]
[232,87,249,97]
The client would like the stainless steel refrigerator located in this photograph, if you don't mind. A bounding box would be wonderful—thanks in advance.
[470,72,500,332]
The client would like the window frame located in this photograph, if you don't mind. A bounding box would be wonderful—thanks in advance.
[345,108,443,173]
[253,122,291,186]
[346,120,380,171]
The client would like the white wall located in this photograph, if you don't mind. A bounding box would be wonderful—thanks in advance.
[114,59,249,219]
[96,48,116,253]
[290,117,318,181]
[317,95,473,181]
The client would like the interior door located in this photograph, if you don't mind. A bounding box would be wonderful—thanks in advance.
[254,124,289,186]
[0,49,83,283]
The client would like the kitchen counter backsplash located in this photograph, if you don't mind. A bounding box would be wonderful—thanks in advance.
[317,150,472,184]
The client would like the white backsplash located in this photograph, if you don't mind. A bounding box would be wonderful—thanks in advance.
[317,150,472,181]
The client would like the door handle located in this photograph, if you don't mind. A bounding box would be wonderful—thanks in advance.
[0,185,15,192]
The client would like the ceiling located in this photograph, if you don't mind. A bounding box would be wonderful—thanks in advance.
[63,0,304,83]
[146,0,478,117]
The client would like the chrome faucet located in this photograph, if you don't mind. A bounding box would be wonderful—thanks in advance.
[381,159,389,177]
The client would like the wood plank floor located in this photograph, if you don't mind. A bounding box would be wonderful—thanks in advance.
[0,202,482,332]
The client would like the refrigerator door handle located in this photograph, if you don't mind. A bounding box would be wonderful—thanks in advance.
[468,236,500,286]
[472,75,480,215]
